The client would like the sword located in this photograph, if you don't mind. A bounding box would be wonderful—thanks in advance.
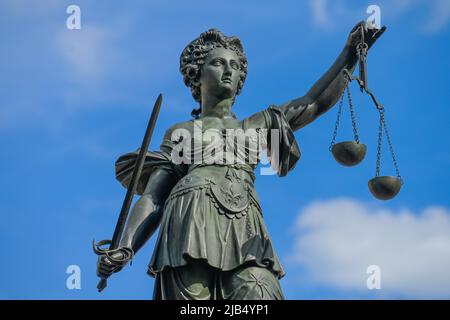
[93,93,163,292]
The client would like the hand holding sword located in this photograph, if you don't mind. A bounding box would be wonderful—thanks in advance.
[93,94,163,292]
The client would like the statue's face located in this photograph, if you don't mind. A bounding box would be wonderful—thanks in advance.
[200,47,241,101]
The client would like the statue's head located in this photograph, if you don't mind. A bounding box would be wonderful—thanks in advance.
[180,29,248,117]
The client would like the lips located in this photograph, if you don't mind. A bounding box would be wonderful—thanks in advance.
[221,78,232,83]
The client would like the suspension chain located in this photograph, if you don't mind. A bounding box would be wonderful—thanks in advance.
[346,84,361,143]
[381,111,403,182]
[329,84,346,151]
[376,108,403,183]
[376,109,383,177]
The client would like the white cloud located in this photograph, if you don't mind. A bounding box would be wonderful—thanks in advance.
[56,25,119,83]
[288,198,450,298]
[422,0,450,33]
[307,0,450,34]
[309,0,330,28]
[380,0,450,33]
[307,0,369,30]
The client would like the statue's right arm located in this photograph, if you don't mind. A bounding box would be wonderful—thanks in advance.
[118,167,177,254]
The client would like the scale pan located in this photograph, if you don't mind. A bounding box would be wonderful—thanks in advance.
[368,176,402,200]
[331,141,366,166]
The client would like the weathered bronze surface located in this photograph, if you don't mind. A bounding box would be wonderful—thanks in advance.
[331,141,367,166]
[96,22,387,299]
[368,176,402,200]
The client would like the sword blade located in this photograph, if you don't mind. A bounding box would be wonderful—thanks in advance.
[96,93,163,292]
[111,93,163,248]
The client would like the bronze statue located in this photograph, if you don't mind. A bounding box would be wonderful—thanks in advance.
[96,22,386,300]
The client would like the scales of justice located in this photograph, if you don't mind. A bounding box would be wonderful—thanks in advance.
[93,22,403,299]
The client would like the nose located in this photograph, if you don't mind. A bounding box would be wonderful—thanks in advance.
[222,63,232,78]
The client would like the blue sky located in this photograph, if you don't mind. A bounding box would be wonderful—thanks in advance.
[1,0,449,299]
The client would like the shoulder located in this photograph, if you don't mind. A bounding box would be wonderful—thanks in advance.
[240,107,274,130]
[160,120,195,154]
[163,120,195,140]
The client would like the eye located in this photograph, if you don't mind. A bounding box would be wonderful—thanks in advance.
[231,62,240,70]
[212,59,224,66]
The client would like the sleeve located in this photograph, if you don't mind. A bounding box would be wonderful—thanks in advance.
[114,128,187,195]
[282,102,309,132]
[265,105,301,177]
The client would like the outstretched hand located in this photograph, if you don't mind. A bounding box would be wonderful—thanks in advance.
[346,21,386,51]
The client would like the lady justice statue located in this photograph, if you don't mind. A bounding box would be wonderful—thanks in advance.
[96,22,385,300]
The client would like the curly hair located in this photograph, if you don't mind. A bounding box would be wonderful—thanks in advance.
[179,29,248,118]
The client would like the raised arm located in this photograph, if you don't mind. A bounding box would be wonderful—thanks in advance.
[280,22,386,131]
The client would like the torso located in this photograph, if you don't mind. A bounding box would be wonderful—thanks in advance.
[148,108,284,277]
[163,111,271,212]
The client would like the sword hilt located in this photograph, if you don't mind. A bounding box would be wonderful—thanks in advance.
[93,239,134,292]
[97,278,107,292]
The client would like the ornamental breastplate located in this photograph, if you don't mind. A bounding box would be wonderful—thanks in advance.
[168,165,260,219]
[210,166,250,214]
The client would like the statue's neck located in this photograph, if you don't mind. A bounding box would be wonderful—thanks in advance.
[200,96,234,119]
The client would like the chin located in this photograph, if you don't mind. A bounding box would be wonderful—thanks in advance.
[213,86,236,100]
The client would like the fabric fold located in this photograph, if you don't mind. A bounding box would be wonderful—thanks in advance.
[266,105,301,177]
[148,185,285,279]
[115,149,185,195]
